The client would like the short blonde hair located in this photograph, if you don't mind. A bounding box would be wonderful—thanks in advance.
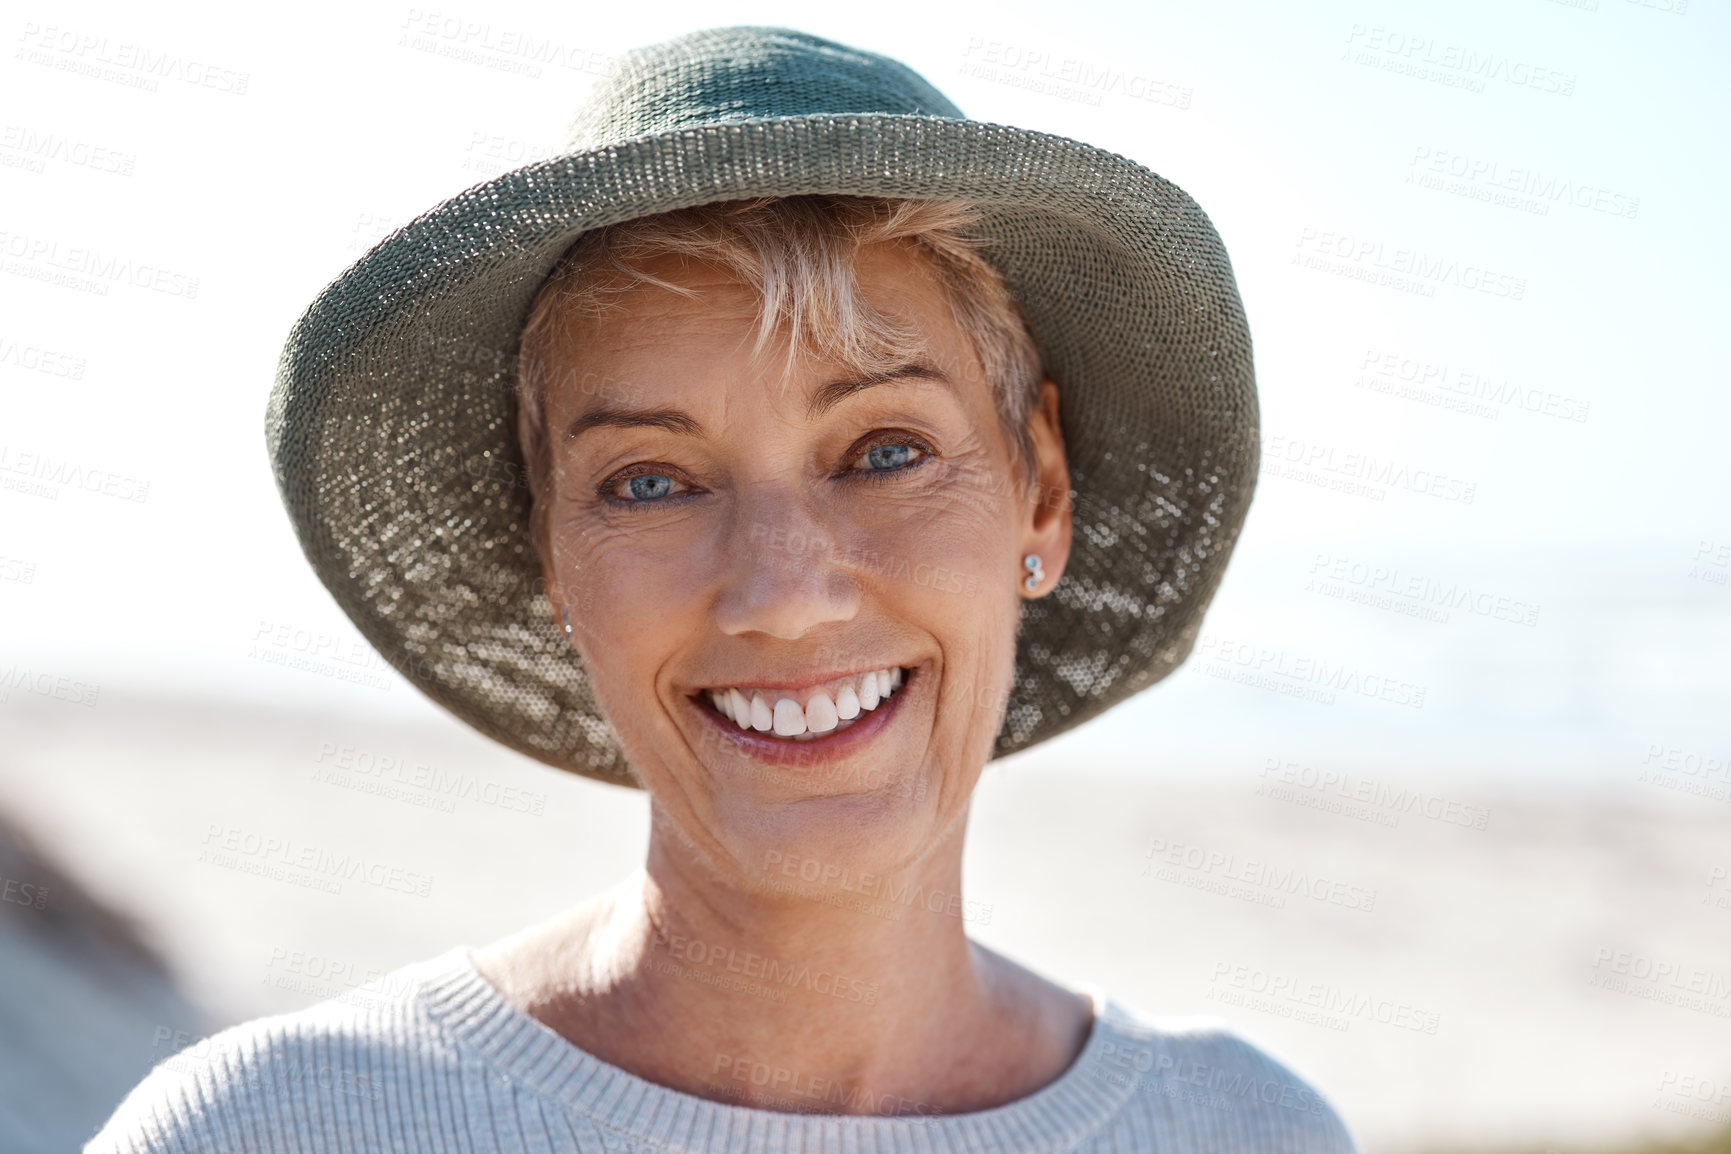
[514,196,1044,516]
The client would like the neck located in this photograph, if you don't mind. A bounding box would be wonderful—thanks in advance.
[475,820,1091,1116]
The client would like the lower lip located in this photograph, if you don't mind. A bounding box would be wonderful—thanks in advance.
[688,671,914,768]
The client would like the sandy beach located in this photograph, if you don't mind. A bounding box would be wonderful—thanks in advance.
[1,690,1726,1152]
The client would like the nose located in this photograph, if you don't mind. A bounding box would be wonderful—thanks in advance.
[713,490,861,640]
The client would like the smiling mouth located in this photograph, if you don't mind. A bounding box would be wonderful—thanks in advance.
[693,666,911,742]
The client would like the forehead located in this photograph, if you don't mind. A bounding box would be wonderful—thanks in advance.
[543,240,976,393]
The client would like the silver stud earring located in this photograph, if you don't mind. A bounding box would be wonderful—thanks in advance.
[1023,553,1045,593]
[561,607,574,638]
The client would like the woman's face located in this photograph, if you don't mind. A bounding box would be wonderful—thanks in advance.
[538,242,1070,889]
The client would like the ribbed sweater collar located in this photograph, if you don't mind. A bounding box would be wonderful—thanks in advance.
[415,946,1136,1154]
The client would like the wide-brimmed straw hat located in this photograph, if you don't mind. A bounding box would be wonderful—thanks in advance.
[266,25,1258,788]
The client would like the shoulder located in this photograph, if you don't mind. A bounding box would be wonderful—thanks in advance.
[1085,997,1359,1153]
[84,950,468,1154]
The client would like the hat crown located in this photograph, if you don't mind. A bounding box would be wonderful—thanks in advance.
[566,26,964,150]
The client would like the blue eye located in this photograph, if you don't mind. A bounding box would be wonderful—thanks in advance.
[624,473,674,501]
[864,443,915,471]
[600,468,687,505]
[850,436,932,484]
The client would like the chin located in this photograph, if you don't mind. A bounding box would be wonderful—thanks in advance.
[707,767,951,893]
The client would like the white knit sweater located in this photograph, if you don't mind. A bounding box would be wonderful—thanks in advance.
[87,947,1357,1152]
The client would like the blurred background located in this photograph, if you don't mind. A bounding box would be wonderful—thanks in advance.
[2,0,1728,1150]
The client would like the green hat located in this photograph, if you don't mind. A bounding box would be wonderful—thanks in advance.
[266,25,1258,787]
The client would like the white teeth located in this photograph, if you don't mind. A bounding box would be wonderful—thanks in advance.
[835,683,860,720]
[705,668,906,736]
[805,691,839,733]
[772,698,807,737]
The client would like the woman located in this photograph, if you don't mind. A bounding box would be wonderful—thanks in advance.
[93,26,1356,1153]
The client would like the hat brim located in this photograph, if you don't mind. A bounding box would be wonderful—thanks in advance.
[266,113,1258,787]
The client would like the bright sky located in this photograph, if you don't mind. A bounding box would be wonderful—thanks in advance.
[3,0,1727,780]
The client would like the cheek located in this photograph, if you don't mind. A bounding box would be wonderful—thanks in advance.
[868,508,1000,604]
[549,502,710,614]
[861,490,1022,709]
[546,515,708,717]
[861,457,1020,606]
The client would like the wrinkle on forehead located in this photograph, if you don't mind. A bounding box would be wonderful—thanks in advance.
[557,245,970,415]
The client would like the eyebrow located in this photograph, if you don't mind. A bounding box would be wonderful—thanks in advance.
[561,362,951,443]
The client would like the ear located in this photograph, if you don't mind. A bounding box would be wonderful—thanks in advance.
[1019,377,1072,597]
